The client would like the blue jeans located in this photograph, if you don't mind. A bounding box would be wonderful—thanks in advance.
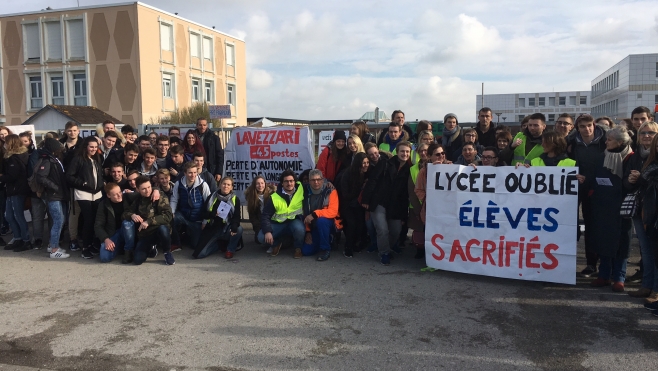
[633,216,658,290]
[366,217,378,251]
[173,212,202,247]
[302,217,333,256]
[257,219,304,249]
[99,221,136,263]
[6,195,29,241]
[46,201,67,249]
[134,225,171,265]
[194,225,244,259]
[598,257,628,282]
[370,205,390,255]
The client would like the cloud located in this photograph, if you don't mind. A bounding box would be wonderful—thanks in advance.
[247,68,273,90]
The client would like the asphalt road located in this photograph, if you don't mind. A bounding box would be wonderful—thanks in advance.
[0,227,656,371]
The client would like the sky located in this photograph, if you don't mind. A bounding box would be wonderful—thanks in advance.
[4,0,658,121]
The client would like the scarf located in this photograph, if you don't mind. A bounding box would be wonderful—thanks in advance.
[442,126,459,147]
[639,145,650,159]
[216,191,236,218]
[603,145,632,179]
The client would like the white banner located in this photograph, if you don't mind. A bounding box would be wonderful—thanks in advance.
[223,126,315,203]
[425,164,579,285]
[317,130,349,158]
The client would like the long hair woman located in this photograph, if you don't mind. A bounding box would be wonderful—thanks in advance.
[350,121,376,145]
[316,130,349,183]
[183,129,206,162]
[244,176,275,243]
[339,152,370,257]
[66,136,105,259]
[0,135,31,251]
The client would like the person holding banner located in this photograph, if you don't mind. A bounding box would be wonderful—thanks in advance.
[588,127,634,292]
[245,176,275,243]
[301,170,340,261]
[415,143,449,226]
[441,113,463,163]
[408,143,430,259]
[257,170,305,257]
[529,132,576,167]
[316,130,348,183]
[340,152,370,257]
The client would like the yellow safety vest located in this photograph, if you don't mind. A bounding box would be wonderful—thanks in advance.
[512,133,544,166]
[379,142,396,155]
[530,157,576,167]
[409,162,421,209]
[379,143,418,164]
[270,182,304,223]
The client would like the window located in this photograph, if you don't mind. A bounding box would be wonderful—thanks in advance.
[548,114,555,122]
[549,97,555,106]
[162,74,173,98]
[190,33,200,58]
[227,84,235,105]
[204,81,213,102]
[580,96,587,105]
[518,98,525,107]
[538,97,545,106]
[191,79,200,101]
[73,73,87,106]
[656,63,658,78]
[202,37,212,60]
[559,97,566,106]
[528,97,535,107]
[160,23,173,51]
[518,115,525,122]
[569,96,576,106]
[29,76,43,109]
[655,95,658,104]
[226,44,235,66]
[67,19,85,60]
[24,23,40,62]
[45,22,62,60]
[51,76,64,105]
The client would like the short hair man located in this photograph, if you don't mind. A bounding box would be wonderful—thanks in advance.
[121,125,137,144]
[125,169,140,193]
[122,176,174,265]
[554,113,574,138]
[257,169,305,257]
[376,110,413,146]
[455,142,480,165]
[109,163,129,191]
[61,121,81,168]
[475,107,497,147]
[508,112,546,166]
[193,152,218,193]
[195,118,224,183]
[170,162,212,251]
[155,135,170,168]
[168,126,181,138]
[478,147,500,166]
[102,120,115,133]
[300,169,340,261]
[165,145,186,182]
[378,122,407,154]
[631,106,653,132]
[155,168,175,201]
[140,148,158,178]
[96,183,136,263]
[137,135,152,153]
[120,143,142,174]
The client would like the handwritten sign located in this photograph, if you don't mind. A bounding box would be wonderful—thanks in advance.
[209,105,232,119]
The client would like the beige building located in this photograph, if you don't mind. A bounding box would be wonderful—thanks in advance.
[0,1,247,127]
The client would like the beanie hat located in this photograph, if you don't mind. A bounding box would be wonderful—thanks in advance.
[44,138,64,154]
[444,113,458,124]
[333,130,347,142]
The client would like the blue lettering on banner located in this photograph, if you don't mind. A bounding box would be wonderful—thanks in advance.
[459,200,559,231]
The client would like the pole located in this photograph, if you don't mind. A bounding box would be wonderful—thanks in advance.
[481,83,484,110]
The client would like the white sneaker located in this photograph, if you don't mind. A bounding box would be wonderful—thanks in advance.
[47,245,59,253]
[50,249,70,259]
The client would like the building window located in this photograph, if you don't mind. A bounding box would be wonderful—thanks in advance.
[51,76,65,105]
[29,76,43,109]
[190,33,200,58]
[518,115,525,122]
[45,22,62,61]
[656,63,658,78]
[160,23,173,51]
[24,23,41,62]
[162,74,173,98]
[227,84,235,105]
[580,96,587,105]
[538,97,545,106]
[549,97,555,106]
[518,98,525,107]
[191,79,200,101]
[226,44,235,66]
[73,73,87,106]
[67,19,85,60]
[548,114,555,122]
[655,94,658,104]
[202,37,212,60]
[559,97,566,106]
[569,96,576,106]
[204,81,213,103]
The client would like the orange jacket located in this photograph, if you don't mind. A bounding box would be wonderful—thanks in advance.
[304,186,342,231]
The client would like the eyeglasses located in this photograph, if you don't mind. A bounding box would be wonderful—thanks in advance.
[310,178,323,182]
[640,131,657,136]
[464,134,476,137]
[556,121,572,126]
[481,156,497,160]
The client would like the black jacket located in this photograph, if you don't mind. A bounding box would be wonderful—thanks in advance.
[34,149,69,202]
[385,156,411,219]
[196,129,224,176]
[475,122,497,148]
[66,155,104,194]
[361,152,394,210]
[94,193,139,241]
[567,125,607,192]
[60,136,83,169]
[0,148,30,197]
[201,192,241,233]
[376,124,414,146]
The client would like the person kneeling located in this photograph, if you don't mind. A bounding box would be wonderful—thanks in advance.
[122,176,175,265]
[192,177,243,259]
[170,162,211,252]
[301,170,340,261]
[96,183,137,263]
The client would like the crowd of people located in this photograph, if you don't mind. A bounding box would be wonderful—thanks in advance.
[1,107,658,317]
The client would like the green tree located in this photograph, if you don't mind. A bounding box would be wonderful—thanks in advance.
[148,102,222,127]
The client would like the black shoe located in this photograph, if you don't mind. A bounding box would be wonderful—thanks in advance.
[0,226,10,236]
[148,245,158,258]
[579,265,597,278]
[317,251,331,261]
[13,241,32,252]
[627,270,643,283]
[343,249,353,258]
[88,245,100,256]
[81,249,94,259]
[33,239,43,249]
[122,250,134,264]
[69,240,80,251]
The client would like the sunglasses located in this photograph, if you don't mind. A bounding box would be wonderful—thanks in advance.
[433,152,445,157]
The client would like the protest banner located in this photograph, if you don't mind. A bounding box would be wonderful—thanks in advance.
[5,125,36,144]
[209,105,232,119]
[424,164,578,285]
[317,130,349,157]
[223,126,315,203]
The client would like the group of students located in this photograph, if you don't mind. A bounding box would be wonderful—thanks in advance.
[0,117,234,266]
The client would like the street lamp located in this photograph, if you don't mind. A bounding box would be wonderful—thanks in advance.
[495,113,502,123]
[502,116,507,122]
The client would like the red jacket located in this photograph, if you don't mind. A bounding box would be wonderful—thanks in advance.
[316,146,343,183]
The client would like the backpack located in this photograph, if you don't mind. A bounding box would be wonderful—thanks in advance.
[27,158,46,195]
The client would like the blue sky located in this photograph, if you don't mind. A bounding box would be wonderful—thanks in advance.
[4,0,658,121]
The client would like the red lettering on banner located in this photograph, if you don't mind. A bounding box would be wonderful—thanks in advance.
[518,237,526,269]
[465,239,481,262]
[542,244,559,270]
[505,240,518,267]
[525,237,541,268]
[236,130,300,146]
[250,145,271,159]
[449,240,467,262]
[498,236,504,267]
[431,234,445,261]
[482,240,496,266]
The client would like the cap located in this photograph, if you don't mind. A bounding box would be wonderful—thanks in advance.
[333,130,347,142]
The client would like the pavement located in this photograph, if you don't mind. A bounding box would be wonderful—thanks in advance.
[0,227,657,371]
